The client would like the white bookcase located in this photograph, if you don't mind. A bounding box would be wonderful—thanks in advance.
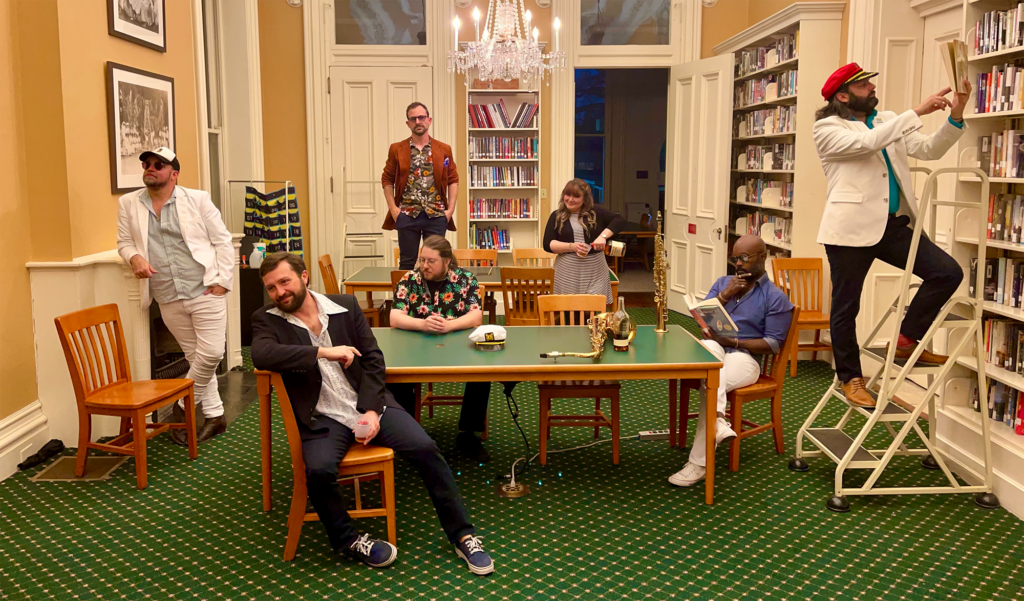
[465,88,542,263]
[948,0,1024,519]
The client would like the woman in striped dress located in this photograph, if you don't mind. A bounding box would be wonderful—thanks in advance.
[542,179,626,304]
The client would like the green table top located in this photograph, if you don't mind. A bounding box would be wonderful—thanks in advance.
[374,325,720,382]
[346,265,619,285]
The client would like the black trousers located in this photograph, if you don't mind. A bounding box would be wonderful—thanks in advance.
[824,215,963,383]
[301,409,474,550]
[386,382,491,433]
[396,212,449,270]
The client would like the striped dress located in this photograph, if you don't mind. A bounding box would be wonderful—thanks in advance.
[553,213,613,304]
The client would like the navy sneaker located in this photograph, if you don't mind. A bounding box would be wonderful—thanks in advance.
[346,533,397,568]
[454,535,494,575]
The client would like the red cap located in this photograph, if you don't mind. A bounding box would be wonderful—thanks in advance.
[821,63,878,100]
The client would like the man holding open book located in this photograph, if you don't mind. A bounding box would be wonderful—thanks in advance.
[669,235,794,488]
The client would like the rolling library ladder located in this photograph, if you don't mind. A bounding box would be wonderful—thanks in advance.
[789,167,1001,512]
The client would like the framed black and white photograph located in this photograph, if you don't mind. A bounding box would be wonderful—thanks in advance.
[107,0,166,52]
[106,62,175,193]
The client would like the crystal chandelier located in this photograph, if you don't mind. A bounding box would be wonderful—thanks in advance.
[448,0,566,88]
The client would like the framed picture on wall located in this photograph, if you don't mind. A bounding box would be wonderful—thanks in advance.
[106,62,175,193]
[107,0,166,52]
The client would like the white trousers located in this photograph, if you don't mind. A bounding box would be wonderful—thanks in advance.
[159,294,227,418]
[688,340,761,467]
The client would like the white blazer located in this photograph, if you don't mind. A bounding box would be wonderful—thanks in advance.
[814,109,965,247]
[117,185,235,308]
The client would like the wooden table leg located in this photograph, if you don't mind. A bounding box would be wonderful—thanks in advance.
[668,379,677,448]
[258,374,272,512]
[704,369,719,505]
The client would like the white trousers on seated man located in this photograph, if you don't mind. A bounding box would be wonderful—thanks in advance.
[688,340,762,467]
[159,294,227,418]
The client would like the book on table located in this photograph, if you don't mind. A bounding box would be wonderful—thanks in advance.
[683,294,739,337]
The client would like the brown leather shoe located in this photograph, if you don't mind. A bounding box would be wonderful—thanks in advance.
[841,377,875,407]
[887,342,949,365]
[197,416,227,444]
[166,403,188,447]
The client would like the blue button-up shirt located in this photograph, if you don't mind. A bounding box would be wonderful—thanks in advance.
[851,110,964,214]
[706,272,794,354]
[142,188,208,304]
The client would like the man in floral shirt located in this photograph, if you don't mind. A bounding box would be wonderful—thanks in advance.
[389,235,492,462]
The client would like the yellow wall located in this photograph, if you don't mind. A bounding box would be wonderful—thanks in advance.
[702,0,849,64]
[0,0,40,420]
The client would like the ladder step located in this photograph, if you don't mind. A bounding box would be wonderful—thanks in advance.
[831,388,920,420]
[804,428,879,468]
[860,347,945,373]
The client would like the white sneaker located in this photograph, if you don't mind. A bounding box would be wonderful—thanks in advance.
[715,417,737,445]
[668,462,706,487]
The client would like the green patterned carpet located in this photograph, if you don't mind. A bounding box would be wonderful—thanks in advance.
[2,310,1022,600]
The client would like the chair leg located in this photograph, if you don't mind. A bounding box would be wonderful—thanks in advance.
[413,384,422,423]
[428,383,435,418]
[283,483,307,561]
[790,334,799,378]
[812,330,821,362]
[119,417,131,435]
[382,462,397,545]
[729,401,742,473]
[668,380,677,448]
[183,387,198,460]
[75,411,92,478]
[771,391,785,455]
[539,391,549,466]
[611,392,620,465]
[680,384,691,450]
[594,398,601,439]
[133,409,148,490]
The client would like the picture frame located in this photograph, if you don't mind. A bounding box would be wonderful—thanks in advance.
[107,0,166,52]
[106,62,175,193]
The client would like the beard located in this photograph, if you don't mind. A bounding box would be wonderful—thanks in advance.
[846,91,878,113]
[273,282,308,313]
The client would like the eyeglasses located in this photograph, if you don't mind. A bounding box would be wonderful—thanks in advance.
[407,115,430,123]
[419,257,442,266]
[729,252,762,265]
[142,160,169,170]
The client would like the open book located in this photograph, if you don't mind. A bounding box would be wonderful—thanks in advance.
[683,294,740,337]
[940,40,970,94]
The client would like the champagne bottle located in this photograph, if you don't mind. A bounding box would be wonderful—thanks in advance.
[609,296,636,352]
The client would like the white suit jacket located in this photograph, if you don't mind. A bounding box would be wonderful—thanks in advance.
[814,109,965,247]
[117,185,235,308]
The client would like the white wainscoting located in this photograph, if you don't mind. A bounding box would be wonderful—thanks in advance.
[0,401,50,482]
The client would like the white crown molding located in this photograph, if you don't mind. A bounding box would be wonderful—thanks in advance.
[909,0,961,18]
[712,1,846,56]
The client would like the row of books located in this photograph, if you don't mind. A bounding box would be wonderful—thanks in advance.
[970,380,1024,433]
[469,198,533,219]
[737,143,795,171]
[984,194,1024,242]
[469,224,512,251]
[734,211,793,245]
[971,257,1024,308]
[468,165,537,187]
[468,136,538,160]
[977,131,1024,178]
[734,106,796,138]
[984,317,1024,375]
[734,70,798,108]
[974,4,1024,58]
[735,178,794,208]
[468,102,538,129]
[736,32,798,78]
[974,61,1024,114]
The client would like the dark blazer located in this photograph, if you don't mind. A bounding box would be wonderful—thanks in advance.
[380,136,459,232]
[543,206,626,255]
[250,294,400,440]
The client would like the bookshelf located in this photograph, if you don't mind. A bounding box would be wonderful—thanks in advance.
[465,88,541,259]
[949,0,1024,519]
[715,7,840,270]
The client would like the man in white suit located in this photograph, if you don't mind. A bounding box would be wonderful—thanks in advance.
[814,64,970,407]
[117,147,235,444]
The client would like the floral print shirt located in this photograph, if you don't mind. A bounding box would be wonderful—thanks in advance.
[400,141,445,218]
[392,267,481,320]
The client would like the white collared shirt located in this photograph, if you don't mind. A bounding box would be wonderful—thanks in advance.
[268,291,362,430]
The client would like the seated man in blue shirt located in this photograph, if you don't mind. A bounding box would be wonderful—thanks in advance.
[669,235,795,488]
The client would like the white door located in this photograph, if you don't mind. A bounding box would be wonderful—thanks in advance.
[328,66,432,277]
[665,55,734,313]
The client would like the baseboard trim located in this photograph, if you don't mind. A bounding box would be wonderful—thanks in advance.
[0,401,50,482]
[938,433,1024,521]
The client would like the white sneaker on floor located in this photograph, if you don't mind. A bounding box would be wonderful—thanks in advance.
[668,462,706,487]
[716,417,737,445]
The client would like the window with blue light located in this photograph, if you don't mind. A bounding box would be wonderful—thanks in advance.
[575,69,606,204]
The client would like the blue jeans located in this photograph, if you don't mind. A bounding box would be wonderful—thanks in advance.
[396,211,449,270]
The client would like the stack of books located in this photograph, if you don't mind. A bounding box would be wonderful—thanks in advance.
[469,224,511,250]
[970,380,1024,434]
[973,4,1024,57]
[468,101,538,128]
[469,135,538,159]
[974,60,1024,114]
[736,32,798,77]
[469,198,533,219]
[734,70,798,108]
[735,106,796,137]
[977,132,1024,177]
[469,165,537,187]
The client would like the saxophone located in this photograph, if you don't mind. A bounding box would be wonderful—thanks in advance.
[540,313,611,360]
[653,211,670,333]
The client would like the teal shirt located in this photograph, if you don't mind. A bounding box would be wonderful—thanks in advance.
[851,111,964,214]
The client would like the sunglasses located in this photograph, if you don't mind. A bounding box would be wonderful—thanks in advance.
[142,160,169,171]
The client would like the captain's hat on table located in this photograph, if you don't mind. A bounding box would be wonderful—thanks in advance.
[469,325,506,351]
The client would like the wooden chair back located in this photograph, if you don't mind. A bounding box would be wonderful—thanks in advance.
[537,295,607,326]
[757,305,802,381]
[390,269,408,290]
[772,258,824,313]
[453,248,498,267]
[318,254,341,295]
[392,246,401,267]
[512,248,554,267]
[54,304,132,405]
[500,267,554,325]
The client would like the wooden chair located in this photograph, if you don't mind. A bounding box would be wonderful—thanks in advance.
[500,267,554,325]
[393,246,401,267]
[536,294,620,465]
[318,253,381,327]
[512,248,555,267]
[453,248,498,324]
[257,370,396,561]
[54,304,197,490]
[670,306,801,472]
[772,258,830,377]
